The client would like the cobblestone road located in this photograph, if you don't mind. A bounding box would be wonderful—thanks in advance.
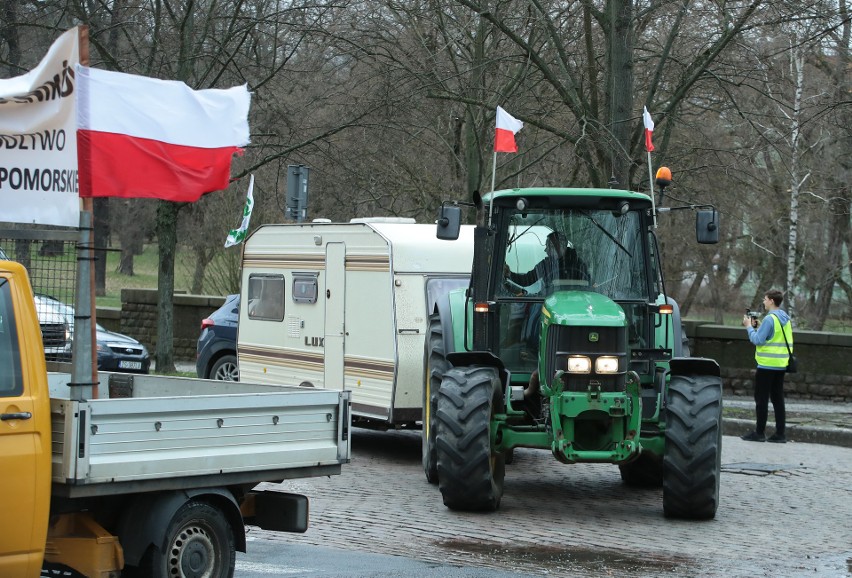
[253,430,852,577]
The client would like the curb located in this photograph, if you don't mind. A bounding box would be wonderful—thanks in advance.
[723,417,852,449]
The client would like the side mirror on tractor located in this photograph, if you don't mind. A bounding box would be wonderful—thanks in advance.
[436,204,462,240]
[696,209,719,244]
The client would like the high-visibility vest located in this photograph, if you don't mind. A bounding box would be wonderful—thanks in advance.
[755,313,793,369]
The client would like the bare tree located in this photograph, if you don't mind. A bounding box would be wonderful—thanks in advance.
[3,0,849,330]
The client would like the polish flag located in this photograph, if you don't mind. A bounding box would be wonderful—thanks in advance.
[643,106,655,152]
[495,106,523,153]
[76,65,250,201]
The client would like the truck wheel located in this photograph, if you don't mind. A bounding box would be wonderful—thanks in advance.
[210,355,239,381]
[618,453,663,487]
[138,500,235,578]
[422,314,448,484]
[435,365,504,511]
[663,374,723,520]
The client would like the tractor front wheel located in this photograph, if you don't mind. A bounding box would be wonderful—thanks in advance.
[435,365,504,511]
[662,374,723,519]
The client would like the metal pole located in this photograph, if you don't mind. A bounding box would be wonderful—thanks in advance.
[489,151,497,226]
[647,150,657,229]
[71,208,98,400]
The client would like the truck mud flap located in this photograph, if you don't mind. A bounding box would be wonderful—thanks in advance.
[245,491,309,533]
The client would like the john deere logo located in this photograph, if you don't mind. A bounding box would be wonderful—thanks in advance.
[588,332,599,342]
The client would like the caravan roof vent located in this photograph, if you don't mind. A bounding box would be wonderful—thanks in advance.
[312,218,332,223]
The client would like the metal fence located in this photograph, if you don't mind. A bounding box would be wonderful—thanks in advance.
[0,228,79,362]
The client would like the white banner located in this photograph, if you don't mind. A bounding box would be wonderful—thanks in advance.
[0,27,80,227]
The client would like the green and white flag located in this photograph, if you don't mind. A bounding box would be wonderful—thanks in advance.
[225,175,255,248]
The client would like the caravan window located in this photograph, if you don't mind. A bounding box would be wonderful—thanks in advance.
[247,274,285,321]
[292,274,318,304]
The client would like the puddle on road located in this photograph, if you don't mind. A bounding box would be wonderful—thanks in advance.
[437,539,691,575]
[722,462,809,476]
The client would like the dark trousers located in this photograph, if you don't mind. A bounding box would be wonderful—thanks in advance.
[754,368,786,436]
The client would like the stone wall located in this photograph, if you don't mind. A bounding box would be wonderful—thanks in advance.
[109,289,226,362]
[685,321,852,402]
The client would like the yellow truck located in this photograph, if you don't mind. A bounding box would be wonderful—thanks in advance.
[0,259,351,578]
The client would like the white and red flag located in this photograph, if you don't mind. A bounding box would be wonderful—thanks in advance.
[76,65,250,201]
[643,106,655,152]
[495,106,523,153]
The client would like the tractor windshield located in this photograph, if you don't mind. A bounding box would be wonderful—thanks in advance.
[500,208,649,301]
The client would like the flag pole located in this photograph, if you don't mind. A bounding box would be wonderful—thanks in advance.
[489,151,497,226]
[647,150,657,228]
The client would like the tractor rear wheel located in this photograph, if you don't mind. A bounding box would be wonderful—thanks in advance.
[435,365,504,511]
[422,314,448,484]
[662,374,723,519]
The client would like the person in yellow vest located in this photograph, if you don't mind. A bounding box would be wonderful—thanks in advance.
[740,289,793,443]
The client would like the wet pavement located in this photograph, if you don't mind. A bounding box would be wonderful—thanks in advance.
[161,358,852,576]
[251,428,852,577]
[723,395,852,448]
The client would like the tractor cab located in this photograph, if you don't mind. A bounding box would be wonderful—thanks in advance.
[491,193,659,384]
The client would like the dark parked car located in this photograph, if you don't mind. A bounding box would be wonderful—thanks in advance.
[33,294,150,373]
[196,294,239,381]
[95,325,151,373]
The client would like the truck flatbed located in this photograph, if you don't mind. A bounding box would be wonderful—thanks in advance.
[48,372,350,498]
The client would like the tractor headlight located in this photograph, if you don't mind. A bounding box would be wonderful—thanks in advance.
[595,356,619,374]
[565,355,591,374]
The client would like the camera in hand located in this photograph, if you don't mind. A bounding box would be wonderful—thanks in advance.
[745,308,760,328]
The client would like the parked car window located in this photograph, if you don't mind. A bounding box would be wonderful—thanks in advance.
[248,274,285,321]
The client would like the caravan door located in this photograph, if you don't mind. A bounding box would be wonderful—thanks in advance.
[324,242,345,389]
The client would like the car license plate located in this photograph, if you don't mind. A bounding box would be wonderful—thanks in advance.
[119,360,142,370]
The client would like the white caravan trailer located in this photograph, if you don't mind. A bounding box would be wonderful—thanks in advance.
[238,219,474,427]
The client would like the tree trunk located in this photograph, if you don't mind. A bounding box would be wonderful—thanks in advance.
[118,247,134,276]
[190,244,214,294]
[14,239,31,270]
[811,189,851,329]
[93,0,123,296]
[679,271,705,317]
[93,198,109,296]
[606,0,634,187]
[155,201,182,373]
[465,14,487,198]
[115,200,139,276]
[0,0,21,77]
[785,45,806,322]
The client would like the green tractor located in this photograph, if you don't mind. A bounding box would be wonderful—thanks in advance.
[422,184,723,519]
